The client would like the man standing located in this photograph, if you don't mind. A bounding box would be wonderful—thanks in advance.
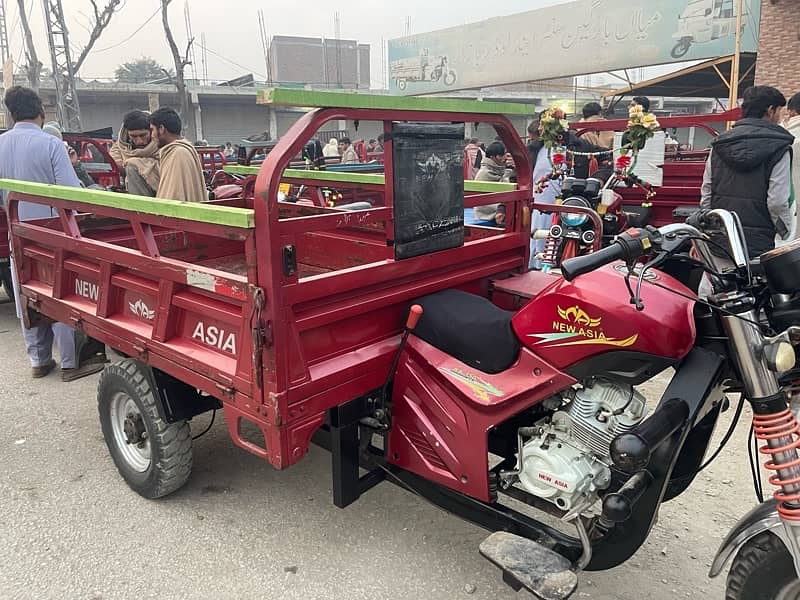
[701,86,794,259]
[474,141,512,226]
[0,86,105,381]
[579,102,614,149]
[110,110,161,197]
[784,92,800,239]
[338,137,360,164]
[149,108,206,203]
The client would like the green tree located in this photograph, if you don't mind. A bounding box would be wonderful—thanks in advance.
[115,57,174,83]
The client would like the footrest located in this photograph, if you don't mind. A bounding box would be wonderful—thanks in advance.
[479,532,578,600]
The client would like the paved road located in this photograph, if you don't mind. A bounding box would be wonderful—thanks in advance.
[0,294,759,600]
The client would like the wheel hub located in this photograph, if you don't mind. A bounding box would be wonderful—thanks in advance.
[123,412,147,447]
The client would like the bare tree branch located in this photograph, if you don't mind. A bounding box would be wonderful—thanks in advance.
[16,0,42,90]
[161,0,193,135]
[73,0,123,74]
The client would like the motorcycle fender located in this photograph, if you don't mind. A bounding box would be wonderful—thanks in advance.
[709,499,791,577]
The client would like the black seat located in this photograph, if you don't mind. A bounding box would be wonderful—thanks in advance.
[412,289,520,374]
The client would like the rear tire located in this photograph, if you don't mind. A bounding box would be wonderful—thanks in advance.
[726,531,797,600]
[98,359,192,499]
[671,39,692,59]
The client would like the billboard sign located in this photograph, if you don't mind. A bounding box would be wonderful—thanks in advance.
[388,0,761,95]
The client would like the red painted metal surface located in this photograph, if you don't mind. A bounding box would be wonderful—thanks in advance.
[568,110,740,228]
[513,264,696,369]
[64,135,122,189]
[389,338,575,501]
[9,105,534,482]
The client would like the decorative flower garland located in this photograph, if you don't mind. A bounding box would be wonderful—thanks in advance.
[533,104,660,200]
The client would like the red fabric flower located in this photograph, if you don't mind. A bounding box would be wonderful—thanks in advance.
[616,155,632,170]
[552,152,566,166]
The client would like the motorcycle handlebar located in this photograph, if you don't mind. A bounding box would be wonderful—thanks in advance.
[561,242,626,281]
[561,228,658,281]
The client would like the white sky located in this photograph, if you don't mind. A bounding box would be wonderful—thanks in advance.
[5,0,568,86]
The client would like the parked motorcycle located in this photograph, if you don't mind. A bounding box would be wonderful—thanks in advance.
[533,172,654,272]
[382,209,800,598]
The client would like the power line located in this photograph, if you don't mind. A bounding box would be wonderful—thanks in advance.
[93,5,159,53]
[194,40,265,79]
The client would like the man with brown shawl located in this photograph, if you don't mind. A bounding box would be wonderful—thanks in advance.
[148,108,207,203]
[110,110,161,196]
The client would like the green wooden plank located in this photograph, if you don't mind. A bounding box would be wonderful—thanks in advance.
[223,165,516,192]
[464,180,517,193]
[224,165,261,176]
[0,179,255,228]
[257,87,536,116]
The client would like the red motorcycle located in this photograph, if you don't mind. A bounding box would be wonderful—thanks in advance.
[533,171,655,272]
[376,209,800,599]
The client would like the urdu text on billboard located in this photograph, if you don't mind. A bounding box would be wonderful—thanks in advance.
[388,0,762,95]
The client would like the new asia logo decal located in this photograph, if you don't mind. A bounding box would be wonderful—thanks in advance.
[529,305,638,348]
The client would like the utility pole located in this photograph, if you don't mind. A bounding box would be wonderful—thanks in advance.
[183,2,197,82]
[42,0,82,131]
[333,11,342,88]
[728,0,744,127]
[0,0,9,127]
[257,9,271,84]
[0,0,9,64]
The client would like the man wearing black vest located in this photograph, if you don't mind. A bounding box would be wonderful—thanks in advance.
[700,86,795,259]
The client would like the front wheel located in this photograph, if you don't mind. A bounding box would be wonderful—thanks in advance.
[726,531,797,600]
[671,38,692,59]
[444,70,457,86]
[98,359,192,499]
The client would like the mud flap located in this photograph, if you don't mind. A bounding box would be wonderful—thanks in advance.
[479,532,578,600]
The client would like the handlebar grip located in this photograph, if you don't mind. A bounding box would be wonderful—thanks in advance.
[561,242,626,281]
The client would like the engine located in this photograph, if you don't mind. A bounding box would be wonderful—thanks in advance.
[512,380,648,515]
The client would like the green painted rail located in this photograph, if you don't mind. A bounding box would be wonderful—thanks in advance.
[223,165,517,192]
[0,179,255,228]
[257,87,536,116]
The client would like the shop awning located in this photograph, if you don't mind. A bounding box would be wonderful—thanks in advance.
[603,53,757,101]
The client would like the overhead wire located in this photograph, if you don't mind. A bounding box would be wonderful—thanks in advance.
[93,5,159,53]
[194,41,266,80]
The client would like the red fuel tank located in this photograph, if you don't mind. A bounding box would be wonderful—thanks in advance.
[512,264,696,370]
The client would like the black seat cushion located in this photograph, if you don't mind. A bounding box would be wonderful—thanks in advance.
[412,290,520,374]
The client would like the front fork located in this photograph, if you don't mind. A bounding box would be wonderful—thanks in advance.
[719,303,800,574]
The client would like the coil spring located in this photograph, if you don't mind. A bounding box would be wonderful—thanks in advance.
[754,409,800,521]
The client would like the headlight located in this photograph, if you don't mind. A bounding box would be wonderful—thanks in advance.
[560,197,590,228]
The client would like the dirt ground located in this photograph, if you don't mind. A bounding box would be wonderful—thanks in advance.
[0,289,773,600]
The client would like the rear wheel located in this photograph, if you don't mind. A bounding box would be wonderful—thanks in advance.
[98,359,192,498]
[671,38,692,59]
[726,531,797,600]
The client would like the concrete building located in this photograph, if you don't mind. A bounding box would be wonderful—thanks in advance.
[269,35,370,89]
[755,0,800,95]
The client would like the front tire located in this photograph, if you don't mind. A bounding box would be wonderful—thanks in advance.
[444,70,457,86]
[98,359,192,499]
[726,531,797,600]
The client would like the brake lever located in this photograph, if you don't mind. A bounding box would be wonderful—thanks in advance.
[630,252,669,312]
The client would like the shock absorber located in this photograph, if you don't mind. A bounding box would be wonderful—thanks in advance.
[540,215,561,273]
[754,409,800,521]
